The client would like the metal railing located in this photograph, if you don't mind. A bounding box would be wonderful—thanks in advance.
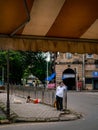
[7,85,56,106]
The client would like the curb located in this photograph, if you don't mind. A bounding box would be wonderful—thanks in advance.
[0,119,10,124]
[0,101,82,123]
[11,111,82,123]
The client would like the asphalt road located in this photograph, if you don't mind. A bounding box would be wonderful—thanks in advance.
[0,91,98,130]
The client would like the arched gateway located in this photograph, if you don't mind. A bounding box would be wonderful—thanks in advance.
[62,68,76,90]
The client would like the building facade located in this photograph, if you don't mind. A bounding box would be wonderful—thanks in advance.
[55,53,98,90]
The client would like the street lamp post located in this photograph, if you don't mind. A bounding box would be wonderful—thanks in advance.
[51,52,56,84]
[46,52,50,88]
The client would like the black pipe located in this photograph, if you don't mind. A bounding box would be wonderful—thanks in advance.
[6,50,10,119]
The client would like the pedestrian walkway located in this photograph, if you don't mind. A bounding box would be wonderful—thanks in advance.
[0,92,81,123]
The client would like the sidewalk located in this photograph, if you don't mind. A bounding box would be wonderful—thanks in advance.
[0,92,82,123]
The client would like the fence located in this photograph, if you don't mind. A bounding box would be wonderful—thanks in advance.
[8,85,56,106]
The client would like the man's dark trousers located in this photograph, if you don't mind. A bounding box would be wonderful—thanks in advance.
[56,95,63,110]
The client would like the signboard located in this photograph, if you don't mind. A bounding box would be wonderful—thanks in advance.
[92,71,98,77]
[62,74,75,79]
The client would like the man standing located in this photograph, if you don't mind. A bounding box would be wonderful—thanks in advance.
[56,81,67,111]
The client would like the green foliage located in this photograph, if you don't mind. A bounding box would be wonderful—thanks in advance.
[0,50,48,84]
[9,51,26,84]
[0,116,6,120]
[22,51,48,83]
[31,55,47,83]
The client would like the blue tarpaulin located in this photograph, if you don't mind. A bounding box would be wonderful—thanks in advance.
[45,73,56,81]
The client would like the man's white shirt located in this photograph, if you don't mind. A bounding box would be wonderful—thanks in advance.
[56,86,67,98]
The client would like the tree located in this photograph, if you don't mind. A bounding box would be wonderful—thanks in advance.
[9,51,26,84]
[0,51,7,84]
[0,50,49,84]
[21,51,48,84]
